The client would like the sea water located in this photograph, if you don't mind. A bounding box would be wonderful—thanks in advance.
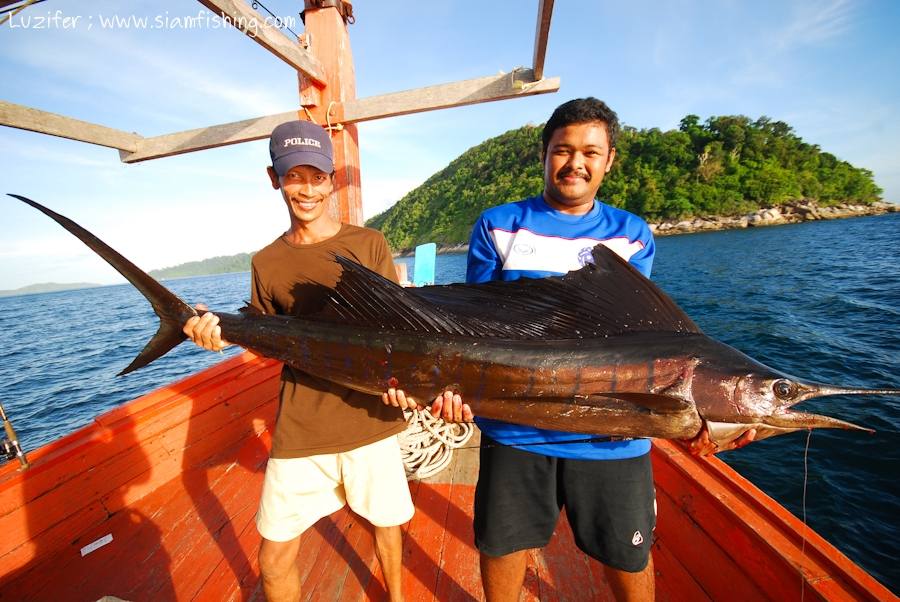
[1,213,897,591]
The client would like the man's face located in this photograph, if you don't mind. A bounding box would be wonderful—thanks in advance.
[542,121,616,215]
[268,164,334,225]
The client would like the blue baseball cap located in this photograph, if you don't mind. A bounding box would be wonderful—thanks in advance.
[269,120,334,176]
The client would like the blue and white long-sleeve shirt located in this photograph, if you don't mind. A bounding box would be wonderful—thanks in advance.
[467,194,656,460]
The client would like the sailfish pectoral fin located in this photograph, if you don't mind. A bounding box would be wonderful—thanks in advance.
[468,395,702,440]
[584,392,694,414]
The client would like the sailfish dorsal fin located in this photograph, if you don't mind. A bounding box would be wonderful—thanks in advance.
[321,256,550,338]
[318,244,701,340]
[408,243,703,338]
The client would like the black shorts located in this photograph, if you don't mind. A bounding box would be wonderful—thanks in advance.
[473,437,656,572]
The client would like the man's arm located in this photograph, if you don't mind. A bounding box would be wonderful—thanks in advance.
[466,215,502,284]
[370,233,402,284]
[629,231,655,278]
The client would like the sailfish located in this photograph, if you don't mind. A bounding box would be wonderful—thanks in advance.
[9,194,899,447]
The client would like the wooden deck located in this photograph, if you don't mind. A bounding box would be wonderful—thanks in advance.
[0,426,662,601]
[1,353,895,601]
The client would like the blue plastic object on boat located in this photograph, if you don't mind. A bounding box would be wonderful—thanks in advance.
[413,243,436,286]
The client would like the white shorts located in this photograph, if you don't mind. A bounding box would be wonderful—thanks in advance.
[256,435,415,542]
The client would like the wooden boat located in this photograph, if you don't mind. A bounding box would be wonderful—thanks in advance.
[1,352,894,600]
[1,1,896,600]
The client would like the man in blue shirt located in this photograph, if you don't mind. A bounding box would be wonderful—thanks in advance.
[467,97,660,601]
[387,97,753,601]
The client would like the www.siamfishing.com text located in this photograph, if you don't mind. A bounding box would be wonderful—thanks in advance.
[4,10,297,33]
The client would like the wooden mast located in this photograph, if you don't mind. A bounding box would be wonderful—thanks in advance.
[298,1,362,225]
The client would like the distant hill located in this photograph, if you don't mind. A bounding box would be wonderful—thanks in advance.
[366,114,883,250]
[0,282,102,298]
[150,253,253,279]
[1,254,255,295]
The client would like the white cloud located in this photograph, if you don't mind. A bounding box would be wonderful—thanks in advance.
[728,0,856,88]
[775,0,854,49]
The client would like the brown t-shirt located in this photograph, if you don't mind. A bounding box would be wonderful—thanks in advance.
[250,224,406,458]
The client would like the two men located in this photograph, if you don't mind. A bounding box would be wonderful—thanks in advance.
[189,99,753,602]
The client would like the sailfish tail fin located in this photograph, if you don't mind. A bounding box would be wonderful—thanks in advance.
[7,194,197,376]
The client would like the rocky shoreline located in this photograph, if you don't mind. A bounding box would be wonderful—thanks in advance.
[649,199,897,236]
[399,200,897,256]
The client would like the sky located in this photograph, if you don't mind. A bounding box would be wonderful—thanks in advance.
[1,0,899,290]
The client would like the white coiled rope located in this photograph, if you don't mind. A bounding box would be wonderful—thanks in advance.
[399,409,474,480]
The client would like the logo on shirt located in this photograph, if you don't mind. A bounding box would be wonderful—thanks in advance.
[631,530,644,546]
[490,229,645,274]
[578,246,596,266]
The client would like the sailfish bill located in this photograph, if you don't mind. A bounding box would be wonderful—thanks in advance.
[9,193,899,446]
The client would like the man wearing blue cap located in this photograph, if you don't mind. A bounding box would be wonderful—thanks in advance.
[184,120,413,602]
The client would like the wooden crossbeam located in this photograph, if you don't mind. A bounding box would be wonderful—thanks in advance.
[119,111,299,163]
[337,68,559,124]
[2,69,559,163]
[0,100,140,151]
[195,0,326,86]
[532,0,555,80]
[120,69,560,163]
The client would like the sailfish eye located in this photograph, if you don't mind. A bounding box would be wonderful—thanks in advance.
[773,379,797,400]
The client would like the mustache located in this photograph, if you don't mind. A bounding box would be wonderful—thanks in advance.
[556,167,590,180]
